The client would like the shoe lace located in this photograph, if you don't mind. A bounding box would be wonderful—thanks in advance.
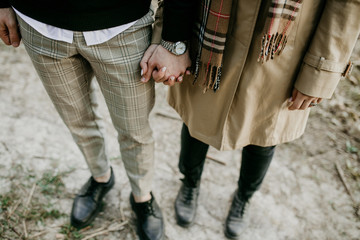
[143,199,155,216]
[183,186,196,204]
[233,196,246,217]
[234,204,245,217]
[84,178,101,199]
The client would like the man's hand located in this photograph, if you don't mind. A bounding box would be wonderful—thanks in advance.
[140,44,191,86]
[0,7,21,47]
[288,88,322,110]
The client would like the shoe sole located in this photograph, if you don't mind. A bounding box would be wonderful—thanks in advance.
[175,216,195,228]
[137,227,165,240]
[224,229,240,240]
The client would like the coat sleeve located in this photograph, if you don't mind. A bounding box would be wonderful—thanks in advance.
[151,0,163,45]
[294,0,360,99]
[161,0,198,42]
[151,0,198,44]
[0,0,10,8]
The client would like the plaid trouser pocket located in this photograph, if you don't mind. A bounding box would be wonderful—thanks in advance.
[18,10,156,196]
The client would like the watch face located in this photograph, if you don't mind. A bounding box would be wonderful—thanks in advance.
[175,42,187,55]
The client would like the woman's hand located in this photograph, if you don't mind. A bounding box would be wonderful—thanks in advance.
[288,88,322,110]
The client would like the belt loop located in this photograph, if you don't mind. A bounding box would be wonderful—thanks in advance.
[317,57,325,71]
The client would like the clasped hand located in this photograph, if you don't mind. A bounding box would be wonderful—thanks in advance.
[139,44,322,111]
[140,44,191,86]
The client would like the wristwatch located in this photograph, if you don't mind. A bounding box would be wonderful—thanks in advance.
[160,39,187,55]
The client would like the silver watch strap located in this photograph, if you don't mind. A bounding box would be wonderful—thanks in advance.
[160,39,174,53]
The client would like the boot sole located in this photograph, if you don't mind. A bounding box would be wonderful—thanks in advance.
[175,216,195,228]
[224,229,240,240]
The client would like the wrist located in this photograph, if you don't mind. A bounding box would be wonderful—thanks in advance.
[160,39,187,56]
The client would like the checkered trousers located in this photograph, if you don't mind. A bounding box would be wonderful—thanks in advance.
[17,11,156,197]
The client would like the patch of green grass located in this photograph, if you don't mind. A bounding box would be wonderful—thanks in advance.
[36,171,65,196]
[59,224,84,240]
[0,167,75,239]
[0,195,13,213]
[23,206,67,222]
[0,187,68,239]
[346,141,358,154]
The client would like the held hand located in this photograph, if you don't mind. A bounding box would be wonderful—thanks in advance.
[140,44,191,86]
[0,8,21,47]
[140,44,158,81]
[288,88,322,110]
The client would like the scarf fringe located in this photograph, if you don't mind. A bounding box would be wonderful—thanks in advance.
[190,0,302,93]
[193,61,222,93]
[257,32,288,63]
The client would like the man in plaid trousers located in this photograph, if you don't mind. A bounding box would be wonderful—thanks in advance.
[0,1,164,239]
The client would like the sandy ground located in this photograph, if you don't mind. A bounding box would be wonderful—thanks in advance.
[1,39,360,240]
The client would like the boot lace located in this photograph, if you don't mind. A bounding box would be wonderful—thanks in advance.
[183,186,196,204]
[233,196,246,217]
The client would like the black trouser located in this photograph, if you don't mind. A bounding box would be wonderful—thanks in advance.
[179,124,275,201]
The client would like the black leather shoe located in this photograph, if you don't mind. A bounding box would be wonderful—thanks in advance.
[224,190,248,239]
[70,167,115,229]
[130,192,164,240]
[174,180,200,227]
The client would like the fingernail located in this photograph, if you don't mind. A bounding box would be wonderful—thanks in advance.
[288,97,292,102]
[161,67,167,72]
[140,69,143,76]
[178,77,183,82]
[186,71,191,75]
[12,42,19,47]
[141,77,146,82]
[170,76,175,81]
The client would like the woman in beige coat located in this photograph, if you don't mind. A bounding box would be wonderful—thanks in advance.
[141,0,360,238]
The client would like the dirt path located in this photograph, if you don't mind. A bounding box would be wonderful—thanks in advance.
[0,41,359,240]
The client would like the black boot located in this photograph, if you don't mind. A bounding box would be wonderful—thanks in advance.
[174,179,200,227]
[71,167,115,229]
[224,190,248,239]
[224,145,275,239]
[130,192,164,240]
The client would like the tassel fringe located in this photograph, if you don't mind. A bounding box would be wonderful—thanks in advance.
[193,61,222,93]
[257,32,288,63]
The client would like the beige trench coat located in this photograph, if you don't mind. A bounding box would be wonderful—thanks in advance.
[152,0,360,151]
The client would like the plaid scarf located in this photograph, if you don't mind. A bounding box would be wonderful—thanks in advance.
[258,0,303,63]
[191,0,303,92]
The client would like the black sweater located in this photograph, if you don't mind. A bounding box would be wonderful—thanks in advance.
[162,0,198,42]
[0,0,197,42]
[0,0,152,31]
